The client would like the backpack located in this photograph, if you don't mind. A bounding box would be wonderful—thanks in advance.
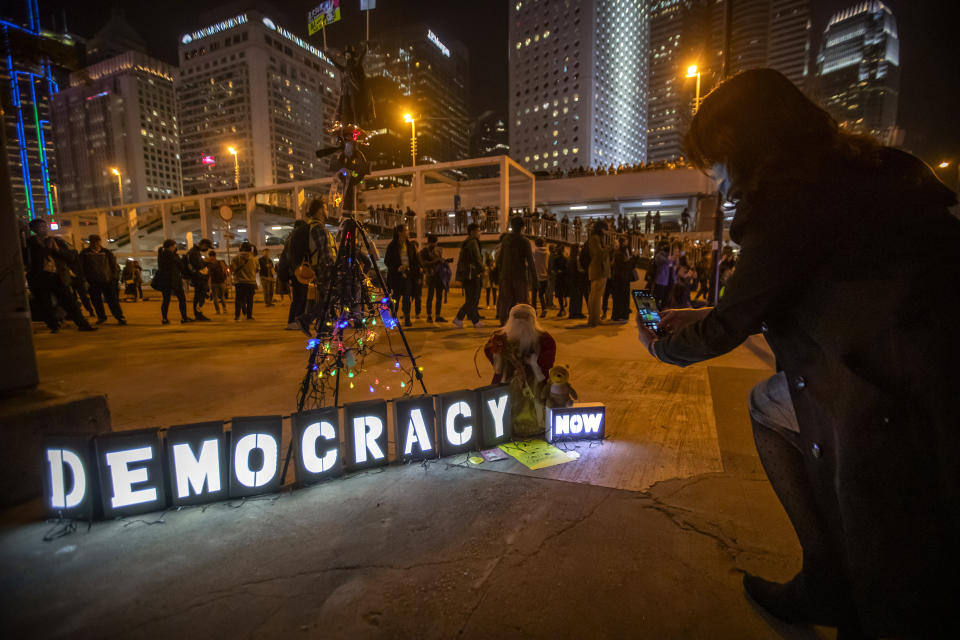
[579,242,591,271]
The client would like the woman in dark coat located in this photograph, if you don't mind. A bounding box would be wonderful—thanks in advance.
[637,69,960,637]
[383,224,421,327]
[155,239,191,325]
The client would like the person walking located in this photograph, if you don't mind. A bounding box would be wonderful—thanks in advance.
[230,241,259,320]
[652,241,674,309]
[207,250,228,314]
[69,257,96,319]
[637,68,960,638]
[550,244,568,317]
[154,239,191,325]
[384,223,421,327]
[185,238,213,321]
[258,248,276,307]
[453,223,484,328]
[79,234,126,325]
[418,234,447,323]
[566,244,587,319]
[531,238,548,317]
[609,236,634,322]
[494,216,537,326]
[586,220,611,326]
[483,252,498,310]
[23,218,95,332]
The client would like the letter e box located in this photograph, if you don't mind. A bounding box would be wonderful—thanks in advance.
[95,428,168,518]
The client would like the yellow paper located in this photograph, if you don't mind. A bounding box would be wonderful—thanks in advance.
[498,439,575,470]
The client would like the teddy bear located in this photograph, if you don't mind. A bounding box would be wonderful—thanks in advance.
[538,365,578,408]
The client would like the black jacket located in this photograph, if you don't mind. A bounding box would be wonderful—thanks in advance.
[655,148,960,636]
[185,246,208,285]
[455,236,483,282]
[495,231,536,286]
[155,248,188,291]
[24,235,77,285]
[80,247,119,284]
[384,239,421,288]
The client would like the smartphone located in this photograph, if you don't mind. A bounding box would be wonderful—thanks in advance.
[632,289,665,336]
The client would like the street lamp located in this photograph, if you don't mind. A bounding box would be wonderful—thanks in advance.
[110,167,123,207]
[686,64,701,115]
[227,146,240,190]
[936,160,959,192]
[403,113,416,167]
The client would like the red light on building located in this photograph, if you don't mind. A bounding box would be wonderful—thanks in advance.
[201,155,216,166]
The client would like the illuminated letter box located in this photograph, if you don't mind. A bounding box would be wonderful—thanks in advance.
[477,385,512,448]
[292,408,343,485]
[437,390,478,457]
[229,416,283,498]
[344,400,389,472]
[546,403,606,443]
[394,395,438,462]
[43,435,97,520]
[166,421,228,507]
[95,428,167,518]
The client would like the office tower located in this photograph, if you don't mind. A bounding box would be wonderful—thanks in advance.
[176,10,339,193]
[1,0,81,219]
[51,52,181,211]
[509,0,650,173]
[472,111,509,158]
[647,0,709,163]
[768,0,811,88]
[364,25,471,170]
[816,1,900,143]
[84,7,148,65]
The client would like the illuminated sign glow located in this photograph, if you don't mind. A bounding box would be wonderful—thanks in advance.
[427,29,451,57]
[263,17,332,64]
[201,155,216,166]
[40,388,604,521]
[181,14,248,45]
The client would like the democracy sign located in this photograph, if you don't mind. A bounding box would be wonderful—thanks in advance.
[41,386,605,521]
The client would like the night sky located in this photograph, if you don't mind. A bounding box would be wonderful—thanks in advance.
[24,0,960,167]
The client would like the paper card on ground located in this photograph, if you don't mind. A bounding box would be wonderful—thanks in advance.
[480,447,510,462]
[498,439,575,470]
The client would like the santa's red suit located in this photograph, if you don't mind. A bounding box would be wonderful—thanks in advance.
[483,330,556,386]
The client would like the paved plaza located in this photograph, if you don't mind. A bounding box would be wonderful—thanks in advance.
[1,291,839,638]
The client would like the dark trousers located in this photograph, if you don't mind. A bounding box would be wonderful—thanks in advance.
[32,274,90,329]
[653,283,670,310]
[425,279,444,319]
[531,280,547,311]
[161,286,188,321]
[89,281,125,321]
[288,280,308,324]
[610,277,631,321]
[485,286,497,307]
[235,283,255,319]
[497,277,530,325]
[192,281,208,316]
[602,279,614,314]
[392,278,413,321]
[568,279,585,317]
[72,279,94,316]
[413,279,422,316]
[456,277,482,324]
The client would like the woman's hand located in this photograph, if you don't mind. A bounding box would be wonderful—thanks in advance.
[659,307,712,334]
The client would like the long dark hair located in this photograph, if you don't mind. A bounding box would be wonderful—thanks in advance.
[392,224,407,243]
[684,69,879,196]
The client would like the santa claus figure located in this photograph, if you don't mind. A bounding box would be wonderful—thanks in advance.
[483,304,557,436]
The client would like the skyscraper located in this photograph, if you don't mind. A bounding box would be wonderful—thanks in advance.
[816,1,900,143]
[647,0,709,163]
[176,10,339,193]
[768,0,811,88]
[509,0,649,173]
[1,0,81,219]
[364,25,471,169]
[51,51,182,211]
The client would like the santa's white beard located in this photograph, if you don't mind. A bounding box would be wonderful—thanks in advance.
[504,321,538,355]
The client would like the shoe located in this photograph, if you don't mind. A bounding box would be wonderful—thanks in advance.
[181,318,193,324]
[247,316,255,320]
[436,316,447,323]
[195,314,212,322]
[556,311,565,318]
[285,322,300,331]
[78,324,97,332]
[540,311,547,318]
[415,314,421,320]
[452,318,463,328]
[96,317,107,325]
[426,317,433,323]
[473,321,485,328]
[118,318,127,325]
[601,313,607,319]
[404,319,412,327]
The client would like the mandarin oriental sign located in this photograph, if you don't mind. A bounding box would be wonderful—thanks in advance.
[181,13,248,45]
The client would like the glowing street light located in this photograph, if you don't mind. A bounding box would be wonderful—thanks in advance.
[403,113,416,167]
[109,167,123,207]
[227,146,240,190]
[939,161,950,168]
[686,64,701,114]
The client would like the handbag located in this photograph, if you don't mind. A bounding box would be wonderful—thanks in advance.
[294,261,315,285]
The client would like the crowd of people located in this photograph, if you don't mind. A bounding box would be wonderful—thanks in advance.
[537,158,690,180]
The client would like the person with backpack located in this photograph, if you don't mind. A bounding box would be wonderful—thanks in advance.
[79,234,126,325]
[185,238,213,321]
[206,250,227,314]
[418,234,447,323]
[154,239,191,325]
[24,218,96,332]
[452,223,484,328]
[230,242,259,321]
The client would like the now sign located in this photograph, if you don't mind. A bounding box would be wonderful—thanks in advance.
[545,404,606,443]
